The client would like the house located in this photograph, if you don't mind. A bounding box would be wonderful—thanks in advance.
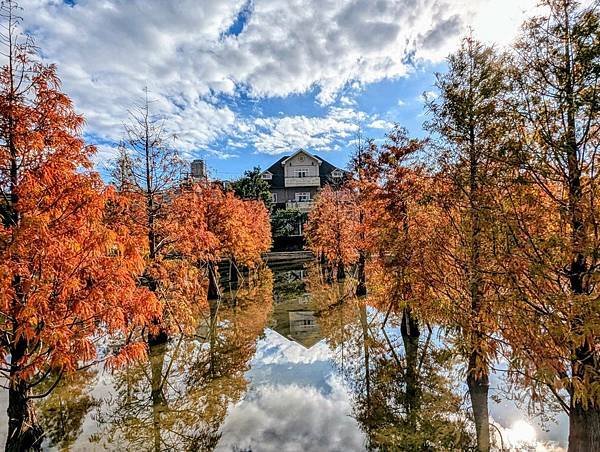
[270,267,323,349]
[261,149,345,212]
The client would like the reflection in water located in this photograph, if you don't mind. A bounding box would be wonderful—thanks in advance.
[20,264,564,450]
[87,269,272,451]
[36,371,99,451]
[308,268,474,451]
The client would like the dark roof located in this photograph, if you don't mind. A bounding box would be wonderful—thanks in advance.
[266,156,287,188]
[264,152,344,189]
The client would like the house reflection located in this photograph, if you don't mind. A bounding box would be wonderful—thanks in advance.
[270,266,323,349]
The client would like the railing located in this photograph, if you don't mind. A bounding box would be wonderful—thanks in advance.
[286,201,314,211]
[284,176,320,187]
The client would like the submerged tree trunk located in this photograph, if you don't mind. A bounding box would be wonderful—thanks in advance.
[208,299,219,378]
[336,260,345,282]
[207,261,220,300]
[6,338,43,452]
[6,383,43,452]
[149,344,167,452]
[146,276,168,346]
[468,351,490,452]
[568,399,600,452]
[401,307,420,427]
[356,251,367,296]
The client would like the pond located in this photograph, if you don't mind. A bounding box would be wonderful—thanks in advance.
[0,263,568,451]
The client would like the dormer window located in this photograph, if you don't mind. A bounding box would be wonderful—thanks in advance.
[332,169,343,178]
[261,172,273,180]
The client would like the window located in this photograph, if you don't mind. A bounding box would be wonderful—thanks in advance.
[293,168,309,178]
[295,192,310,202]
[331,169,342,178]
[261,172,272,180]
[271,193,277,203]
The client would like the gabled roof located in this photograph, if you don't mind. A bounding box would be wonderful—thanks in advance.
[265,155,288,188]
[263,149,345,189]
[280,148,322,165]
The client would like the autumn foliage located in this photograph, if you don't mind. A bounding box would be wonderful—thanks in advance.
[0,8,159,449]
[306,184,360,270]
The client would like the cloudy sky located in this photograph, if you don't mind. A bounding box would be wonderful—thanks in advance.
[18,0,538,179]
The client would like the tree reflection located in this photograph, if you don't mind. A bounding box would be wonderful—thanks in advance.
[91,269,273,451]
[309,268,473,450]
[36,370,99,451]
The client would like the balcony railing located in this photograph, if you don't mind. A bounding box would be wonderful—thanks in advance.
[286,201,314,211]
[284,176,320,187]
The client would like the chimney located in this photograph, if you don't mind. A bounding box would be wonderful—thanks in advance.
[191,159,207,179]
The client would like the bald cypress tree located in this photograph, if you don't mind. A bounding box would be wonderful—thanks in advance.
[504,1,600,449]
[425,37,510,452]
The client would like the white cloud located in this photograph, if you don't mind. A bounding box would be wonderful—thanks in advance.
[13,0,539,163]
[216,376,365,452]
[252,329,331,365]
[368,119,394,130]
[242,107,366,155]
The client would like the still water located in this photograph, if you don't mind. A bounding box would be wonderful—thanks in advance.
[0,263,569,451]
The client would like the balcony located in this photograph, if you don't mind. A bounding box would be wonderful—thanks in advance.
[286,201,314,212]
[284,176,320,187]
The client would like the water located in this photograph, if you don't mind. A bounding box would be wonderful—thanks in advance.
[0,264,568,451]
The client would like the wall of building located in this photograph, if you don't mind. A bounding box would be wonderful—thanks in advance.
[271,187,319,204]
[283,152,320,178]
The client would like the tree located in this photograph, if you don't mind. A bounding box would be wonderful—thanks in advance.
[111,89,185,344]
[348,132,374,296]
[424,37,510,452]
[498,1,600,449]
[230,166,272,207]
[358,128,437,414]
[169,182,271,300]
[271,208,307,237]
[305,184,360,281]
[0,2,158,449]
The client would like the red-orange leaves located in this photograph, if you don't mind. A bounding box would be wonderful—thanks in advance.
[170,182,272,268]
[306,185,360,266]
[0,45,158,384]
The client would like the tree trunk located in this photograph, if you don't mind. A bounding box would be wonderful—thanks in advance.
[147,326,168,347]
[319,253,327,280]
[6,338,43,452]
[229,259,239,284]
[208,299,219,378]
[401,307,420,428]
[145,274,168,346]
[468,351,490,452]
[207,261,220,300]
[336,260,345,281]
[149,344,167,452]
[356,251,367,296]
[325,263,333,284]
[6,381,43,452]
[568,401,600,452]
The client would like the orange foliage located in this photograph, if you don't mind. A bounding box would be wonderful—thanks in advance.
[305,184,360,266]
[170,182,272,268]
[0,60,159,380]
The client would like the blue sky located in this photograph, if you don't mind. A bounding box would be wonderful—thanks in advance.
[18,0,538,180]
[193,64,442,179]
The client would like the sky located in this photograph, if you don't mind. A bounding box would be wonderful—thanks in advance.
[17,0,540,180]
